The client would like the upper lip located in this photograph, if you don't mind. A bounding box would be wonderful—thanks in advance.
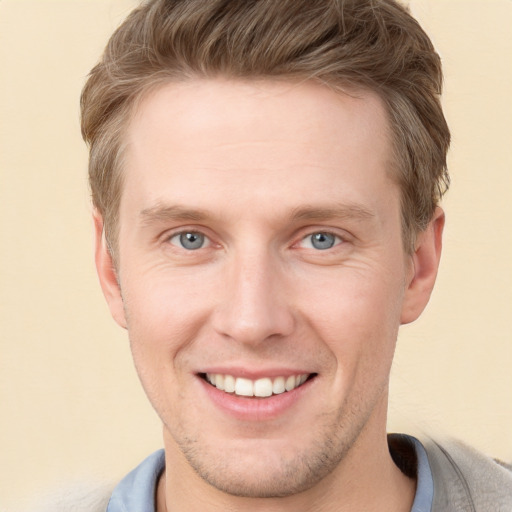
[196,367,314,379]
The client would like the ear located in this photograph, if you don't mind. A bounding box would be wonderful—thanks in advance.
[93,211,127,329]
[400,207,445,325]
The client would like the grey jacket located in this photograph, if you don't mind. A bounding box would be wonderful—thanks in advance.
[425,438,512,511]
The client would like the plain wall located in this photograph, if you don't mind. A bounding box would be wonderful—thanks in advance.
[0,0,511,509]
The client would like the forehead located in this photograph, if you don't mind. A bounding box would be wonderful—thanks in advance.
[128,79,390,159]
[122,79,397,223]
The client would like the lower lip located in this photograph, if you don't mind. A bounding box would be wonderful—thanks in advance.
[199,376,314,421]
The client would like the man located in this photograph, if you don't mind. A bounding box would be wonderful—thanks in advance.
[80,0,512,510]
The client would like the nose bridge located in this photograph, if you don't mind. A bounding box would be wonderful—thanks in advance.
[212,243,294,344]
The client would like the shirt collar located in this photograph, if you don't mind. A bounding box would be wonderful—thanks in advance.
[389,433,434,512]
[107,449,165,512]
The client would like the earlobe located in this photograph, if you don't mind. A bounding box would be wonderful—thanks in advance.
[93,211,127,329]
[400,207,445,325]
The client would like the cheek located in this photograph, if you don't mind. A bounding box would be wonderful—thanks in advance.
[123,265,215,331]
[298,267,404,371]
[121,270,215,383]
[122,279,205,422]
[301,265,404,330]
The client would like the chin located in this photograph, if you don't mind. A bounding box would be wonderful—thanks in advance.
[175,429,353,498]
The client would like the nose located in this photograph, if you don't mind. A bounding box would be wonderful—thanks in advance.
[211,247,295,346]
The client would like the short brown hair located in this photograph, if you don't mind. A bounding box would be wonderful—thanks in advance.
[81,0,450,257]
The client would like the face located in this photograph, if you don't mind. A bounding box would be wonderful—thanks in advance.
[95,79,442,498]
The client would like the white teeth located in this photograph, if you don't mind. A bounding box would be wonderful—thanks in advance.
[272,376,286,395]
[285,375,296,391]
[215,374,225,391]
[235,377,254,397]
[254,378,273,397]
[205,373,310,397]
[224,374,236,393]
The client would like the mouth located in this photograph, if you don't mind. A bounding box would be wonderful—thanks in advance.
[200,372,316,398]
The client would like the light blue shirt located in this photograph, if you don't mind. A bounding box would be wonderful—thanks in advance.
[107,435,433,512]
[107,450,165,512]
[407,436,435,512]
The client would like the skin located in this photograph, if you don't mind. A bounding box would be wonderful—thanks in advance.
[94,79,444,512]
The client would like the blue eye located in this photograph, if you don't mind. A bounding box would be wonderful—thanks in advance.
[170,232,208,250]
[302,232,340,250]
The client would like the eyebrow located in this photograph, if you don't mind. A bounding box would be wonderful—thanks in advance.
[289,204,376,223]
[139,202,376,226]
[139,204,210,225]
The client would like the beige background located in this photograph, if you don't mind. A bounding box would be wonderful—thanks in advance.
[0,0,511,509]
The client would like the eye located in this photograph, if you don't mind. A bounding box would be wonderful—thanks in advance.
[300,232,341,250]
[169,231,209,250]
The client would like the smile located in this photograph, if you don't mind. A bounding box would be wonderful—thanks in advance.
[203,373,312,397]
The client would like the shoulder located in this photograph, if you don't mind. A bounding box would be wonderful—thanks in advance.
[24,481,114,512]
[423,437,512,511]
[26,450,165,512]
